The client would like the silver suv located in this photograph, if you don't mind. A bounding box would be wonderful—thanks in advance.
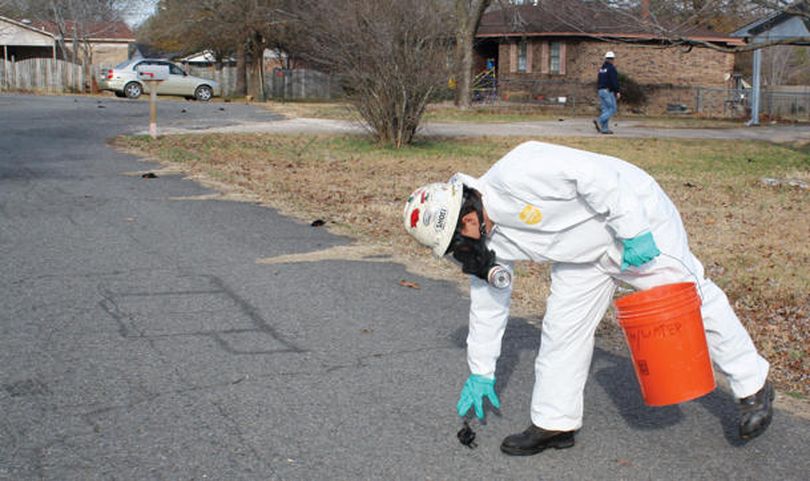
[99,58,220,101]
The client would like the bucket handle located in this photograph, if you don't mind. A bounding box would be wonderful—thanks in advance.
[660,252,705,301]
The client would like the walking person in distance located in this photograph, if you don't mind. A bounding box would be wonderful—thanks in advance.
[594,51,621,134]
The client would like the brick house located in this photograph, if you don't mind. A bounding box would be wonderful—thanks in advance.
[474,3,744,115]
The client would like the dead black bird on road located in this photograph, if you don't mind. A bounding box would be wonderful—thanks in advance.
[457,420,477,449]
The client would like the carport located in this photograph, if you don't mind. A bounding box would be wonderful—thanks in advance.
[0,16,57,87]
[0,16,58,61]
[732,6,810,125]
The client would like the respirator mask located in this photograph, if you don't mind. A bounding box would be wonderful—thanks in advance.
[447,187,512,289]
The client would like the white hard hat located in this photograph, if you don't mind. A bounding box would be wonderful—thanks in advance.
[403,180,464,257]
[605,51,616,59]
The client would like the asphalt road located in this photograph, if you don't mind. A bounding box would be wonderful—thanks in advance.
[1,94,808,480]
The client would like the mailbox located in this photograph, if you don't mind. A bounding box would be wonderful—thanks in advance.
[137,64,170,81]
[137,64,170,139]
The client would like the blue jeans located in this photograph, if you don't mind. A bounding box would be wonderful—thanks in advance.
[598,89,617,131]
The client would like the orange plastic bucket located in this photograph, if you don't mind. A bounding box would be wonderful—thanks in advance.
[614,282,716,406]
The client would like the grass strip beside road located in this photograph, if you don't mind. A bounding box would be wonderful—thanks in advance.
[262,100,766,127]
[115,133,810,397]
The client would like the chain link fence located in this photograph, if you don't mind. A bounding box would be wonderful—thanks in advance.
[486,78,810,121]
[678,87,810,121]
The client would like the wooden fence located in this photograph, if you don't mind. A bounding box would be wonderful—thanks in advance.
[186,65,240,98]
[2,58,344,101]
[0,58,91,93]
[269,68,343,100]
[187,65,343,100]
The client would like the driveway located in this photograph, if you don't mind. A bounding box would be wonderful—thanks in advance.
[157,115,810,144]
[1,94,809,480]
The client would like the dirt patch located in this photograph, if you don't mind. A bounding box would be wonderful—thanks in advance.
[257,244,392,265]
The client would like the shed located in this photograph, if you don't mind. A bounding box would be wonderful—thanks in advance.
[731,3,810,124]
[0,16,58,63]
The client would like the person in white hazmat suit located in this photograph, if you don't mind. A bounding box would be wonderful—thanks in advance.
[402,141,773,456]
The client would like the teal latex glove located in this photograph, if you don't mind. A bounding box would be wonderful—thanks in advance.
[621,231,661,271]
[456,374,501,420]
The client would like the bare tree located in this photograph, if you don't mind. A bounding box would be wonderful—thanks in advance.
[764,44,795,84]
[139,0,241,85]
[139,0,290,100]
[452,0,492,109]
[287,0,452,147]
[196,0,288,100]
[0,0,23,15]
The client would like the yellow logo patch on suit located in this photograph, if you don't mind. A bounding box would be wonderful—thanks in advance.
[519,204,543,225]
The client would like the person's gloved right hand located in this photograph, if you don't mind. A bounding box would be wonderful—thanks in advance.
[457,374,500,420]
[621,231,661,271]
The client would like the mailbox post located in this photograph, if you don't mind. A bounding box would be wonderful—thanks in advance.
[136,65,170,139]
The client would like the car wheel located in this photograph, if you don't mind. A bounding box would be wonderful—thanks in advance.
[194,85,213,102]
[124,82,142,99]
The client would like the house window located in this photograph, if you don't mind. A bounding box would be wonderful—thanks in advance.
[549,42,561,74]
[517,41,528,73]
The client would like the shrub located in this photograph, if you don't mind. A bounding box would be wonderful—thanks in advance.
[618,73,647,106]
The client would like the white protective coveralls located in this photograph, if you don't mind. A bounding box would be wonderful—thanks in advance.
[454,141,769,431]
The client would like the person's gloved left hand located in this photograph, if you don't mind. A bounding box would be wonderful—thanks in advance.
[621,231,661,271]
[457,374,500,420]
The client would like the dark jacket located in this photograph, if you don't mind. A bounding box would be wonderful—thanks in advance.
[597,61,619,93]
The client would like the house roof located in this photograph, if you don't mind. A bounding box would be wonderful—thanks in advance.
[0,15,57,47]
[0,15,56,38]
[31,19,135,42]
[731,1,810,40]
[178,50,238,64]
[476,3,742,46]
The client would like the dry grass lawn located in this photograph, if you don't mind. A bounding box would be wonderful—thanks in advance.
[114,133,810,398]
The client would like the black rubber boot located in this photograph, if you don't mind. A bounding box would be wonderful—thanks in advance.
[500,424,575,456]
[739,380,774,440]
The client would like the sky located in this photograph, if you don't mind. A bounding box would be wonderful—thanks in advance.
[122,0,157,28]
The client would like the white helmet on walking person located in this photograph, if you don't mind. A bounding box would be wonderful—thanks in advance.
[403,180,464,258]
[605,51,616,59]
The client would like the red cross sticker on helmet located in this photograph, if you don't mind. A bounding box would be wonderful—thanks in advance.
[410,209,420,228]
